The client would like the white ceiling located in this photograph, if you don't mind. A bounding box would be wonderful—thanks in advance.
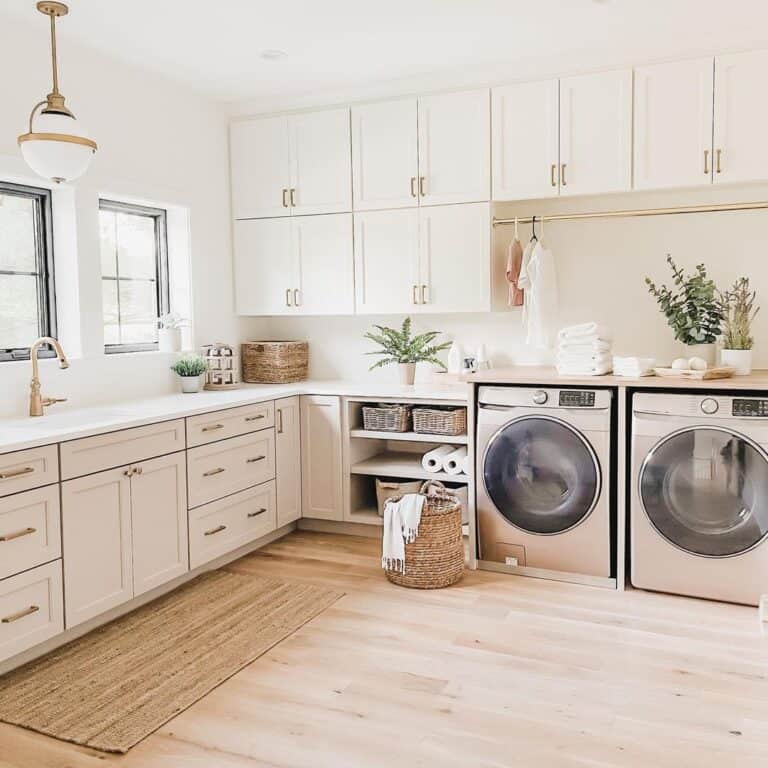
[4,0,768,113]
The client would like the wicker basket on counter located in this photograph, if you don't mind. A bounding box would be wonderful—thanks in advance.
[362,404,411,432]
[412,406,467,436]
[384,480,464,589]
[241,341,308,384]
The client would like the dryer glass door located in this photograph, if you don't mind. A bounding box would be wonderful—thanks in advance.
[483,415,601,534]
[640,427,768,557]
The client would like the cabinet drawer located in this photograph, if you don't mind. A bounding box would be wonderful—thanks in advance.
[189,481,277,569]
[0,486,61,581]
[187,430,275,508]
[0,560,64,663]
[186,401,275,447]
[0,445,58,498]
[60,419,186,480]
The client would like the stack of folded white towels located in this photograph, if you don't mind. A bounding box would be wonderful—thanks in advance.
[612,356,656,377]
[556,323,613,376]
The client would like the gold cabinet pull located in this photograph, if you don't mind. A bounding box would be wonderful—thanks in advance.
[247,508,267,518]
[202,423,224,432]
[410,176,417,198]
[289,188,296,206]
[0,466,35,480]
[0,527,36,543]
[282,188,289,208]
[123,468,134,477]
[550,163,557,187]
[277,408,284,434]
[203,467,226,477]
[247,455,266,464]
[560,163,567,186]
[285,288,293,307]
[2,605,40,624]
[412,285,420,305]
[419,176,426,197]
[716,148,723,174]
[244,414,264,422]
[204,524,227,536]
[293,288,301,306]
[421,284,429,304]
[704,149,710,175]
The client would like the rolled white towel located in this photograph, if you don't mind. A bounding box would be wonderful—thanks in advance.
[557,323,612,343]
[421,444,455,472]
[442,446,468,475]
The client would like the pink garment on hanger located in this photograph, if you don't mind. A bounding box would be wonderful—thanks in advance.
[505,237,524,307]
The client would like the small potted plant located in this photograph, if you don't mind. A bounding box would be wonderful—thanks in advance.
[364,317,452,385]
[718,277,759,375]
[171,355,207,393]
[646,255,723,365]
[158,312,185,353]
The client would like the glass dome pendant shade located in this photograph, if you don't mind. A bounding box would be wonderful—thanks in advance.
[17,2,97,184]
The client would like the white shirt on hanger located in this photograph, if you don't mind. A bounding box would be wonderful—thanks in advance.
[522,239,559,350]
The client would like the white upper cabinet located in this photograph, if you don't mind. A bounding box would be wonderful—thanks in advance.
[354,208,419,314]
[559,70,632,196]
[634,58,714,190]
[492,79,559,200]
[417,203,490,313]
[230,116,291,219]
[352,98,419,210]
[288,108,352,214]
[713,50,768,185]
[230,109,351,219]
[417,89,490,206]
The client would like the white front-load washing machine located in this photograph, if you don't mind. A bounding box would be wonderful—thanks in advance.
[631,392,768,605]
[476,386,614,584]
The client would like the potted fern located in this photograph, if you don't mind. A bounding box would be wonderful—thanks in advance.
[364,317,452,385]
[646,255,723,365]
[171,355,207,393]
[719,277,759,375]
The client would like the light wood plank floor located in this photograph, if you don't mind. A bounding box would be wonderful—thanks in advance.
[1,531,767,768]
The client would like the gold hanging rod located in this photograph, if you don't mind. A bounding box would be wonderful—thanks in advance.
[492,200,768,226]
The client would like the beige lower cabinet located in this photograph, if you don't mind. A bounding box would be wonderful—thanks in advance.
[300,395,343,521]
[62,451,189,628]
[275,396,302,526]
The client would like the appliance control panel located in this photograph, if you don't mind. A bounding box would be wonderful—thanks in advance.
[559,390,596,408]
[732,398,768,417]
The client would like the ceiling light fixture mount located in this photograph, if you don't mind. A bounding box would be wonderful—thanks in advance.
[17,1,97,183]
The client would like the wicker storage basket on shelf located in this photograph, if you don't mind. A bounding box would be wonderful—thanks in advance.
[412,406,467,436]
[385,480,464,589]
[362,404,411,432]
[241,341,308,383]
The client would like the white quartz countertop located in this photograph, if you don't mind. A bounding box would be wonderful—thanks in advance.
[0,379,468,454]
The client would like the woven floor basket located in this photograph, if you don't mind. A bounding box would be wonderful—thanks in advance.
[385,480,464,589]
[241,341,308,383]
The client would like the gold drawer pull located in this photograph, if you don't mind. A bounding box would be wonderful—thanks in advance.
[0,527,36,543]
[244,414,265,422]
[202,423,224,432]
[203,467,226,477]
[204,524,227,536]
[247,508,267,518]
[0,466,35,480]
[2,605,40,624]
[246,455,266,464]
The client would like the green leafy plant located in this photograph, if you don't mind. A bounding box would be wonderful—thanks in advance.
[719,277,759,350]
[364,317,452,371]
[170,355,207,377]
[645,255,723,344]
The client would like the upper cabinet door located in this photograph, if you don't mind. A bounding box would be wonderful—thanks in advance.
[354,208,420,315]
[492,79,559,200]
[634,58,714,190]
[559,70,632,196]
[352,99,419,211]
[234,218,295,316]
[418,203,490,314]
[289,108,352,215]
[230,116,291,219]
[293,214,354,315]
[713,50,768,185]
[417,89,490,206]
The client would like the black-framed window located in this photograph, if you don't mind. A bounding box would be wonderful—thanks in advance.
[99,199,169,353]
[0,181,55,362]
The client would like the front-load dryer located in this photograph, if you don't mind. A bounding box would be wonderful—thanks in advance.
[631,392,768,605]
[476,386,613,583]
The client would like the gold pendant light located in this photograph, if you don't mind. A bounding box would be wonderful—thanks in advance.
[18,2,97,183]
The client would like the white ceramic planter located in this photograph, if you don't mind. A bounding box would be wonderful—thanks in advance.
[720,348,753,375]
[179,375,201,393]
[684,343,716,366]
[159,327,182,353]
[398,363,416,386]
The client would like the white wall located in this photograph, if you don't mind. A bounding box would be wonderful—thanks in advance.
[0,13,265,418]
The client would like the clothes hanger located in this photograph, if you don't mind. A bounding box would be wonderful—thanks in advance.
[530,215,538,242]
[514,216,519,240]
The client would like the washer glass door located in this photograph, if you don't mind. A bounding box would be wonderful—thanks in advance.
[483,415,601,534]
[640,427,768,557]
